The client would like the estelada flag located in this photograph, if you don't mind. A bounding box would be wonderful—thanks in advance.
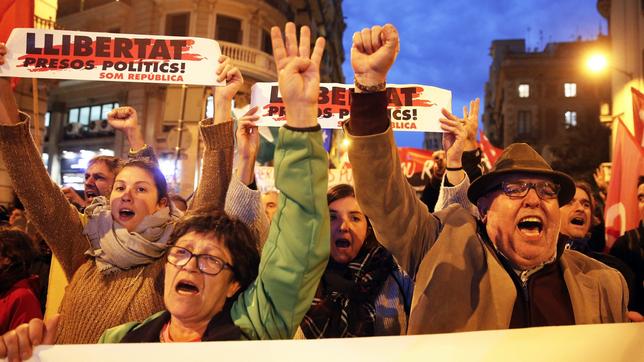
[632,87,644,148]
[604,119,644,249]
[0,0,34,43]
[479,131,503,167]
[0,0,34,89]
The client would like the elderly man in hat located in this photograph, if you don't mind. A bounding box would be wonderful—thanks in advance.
[344,23,630,334]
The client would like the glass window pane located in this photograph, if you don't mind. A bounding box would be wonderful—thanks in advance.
[165,12,190,36]
[68,108,79,123]
[262,30,272,55]
[216,15,242,44]
[90,105,102,121]
[79,107,90,125]
[101,103,115,119]
[518,84,529,98]
[564,83,577,97]
[44,112,51,127]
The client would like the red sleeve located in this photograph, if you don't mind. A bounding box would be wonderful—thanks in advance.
[5,289,43,331]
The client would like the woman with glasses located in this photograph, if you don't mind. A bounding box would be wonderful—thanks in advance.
[0,45,242,345]
[0,22,329,356]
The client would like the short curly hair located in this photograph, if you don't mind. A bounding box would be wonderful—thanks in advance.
[167,211,260,292]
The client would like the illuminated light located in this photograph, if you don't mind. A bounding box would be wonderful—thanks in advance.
[158,157,179,180]
[98,148,115,156]
[342,138,351,149]
[586,53,608,73]
[62,150,77,160]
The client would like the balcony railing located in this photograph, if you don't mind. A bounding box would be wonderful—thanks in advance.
[34,15,63,30]
[219,41,277,81]
[58,0,131,18]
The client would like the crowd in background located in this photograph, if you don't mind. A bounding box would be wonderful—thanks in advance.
[0,21,642,361]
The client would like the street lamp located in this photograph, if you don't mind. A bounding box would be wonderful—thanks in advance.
[585,52,634,79]
[586,53,608,73]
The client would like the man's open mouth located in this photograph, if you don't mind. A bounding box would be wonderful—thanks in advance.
[570,216,586,226]
[334,238,351,248]
[175,280,200,295]
[517,216,543,236]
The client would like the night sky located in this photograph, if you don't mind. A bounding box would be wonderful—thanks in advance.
[341,0,607,148]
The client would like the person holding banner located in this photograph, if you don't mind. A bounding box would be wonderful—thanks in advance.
[344,23,632,334]
[0,22,329,357]
[0,44,244,344]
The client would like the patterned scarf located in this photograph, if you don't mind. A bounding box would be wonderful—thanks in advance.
[301,237,396,338]
[82,196,182,273]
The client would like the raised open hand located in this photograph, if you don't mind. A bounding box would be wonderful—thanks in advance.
[351,24,399,89]
[463,98,480,149]
[593,166,608,191]
[271,22,325,128]
[441,98,480,159]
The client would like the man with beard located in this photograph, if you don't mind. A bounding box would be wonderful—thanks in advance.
[62,156,123,210]
[345,23,635,333]
[559,181,637,314]
[61,106,152,210]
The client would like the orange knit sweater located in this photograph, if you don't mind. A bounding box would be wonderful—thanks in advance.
[0,115,233,344]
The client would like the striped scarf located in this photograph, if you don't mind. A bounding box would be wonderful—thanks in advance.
[300,237,395,338]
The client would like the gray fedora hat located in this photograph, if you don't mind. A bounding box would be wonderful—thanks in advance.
[467,143,575,205]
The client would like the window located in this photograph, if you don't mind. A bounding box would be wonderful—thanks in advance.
[517,111,532,135]
[564,111,577,128]
[216,15,242,44]
[261,29,272,55]
[165,12,190,36]
[564,83,577,97]
[78,107,90,125]
[44,112,51,128]
[518,84,529,98]
[67,102,119,125]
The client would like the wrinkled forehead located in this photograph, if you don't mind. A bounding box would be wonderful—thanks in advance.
[574,187,591,202]
[175,231,233,260]
[86,160,114,175]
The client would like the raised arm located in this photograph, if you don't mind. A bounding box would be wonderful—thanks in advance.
[0,44,88,279]
[345,25,446,278]
[224,106,270,245]
[435,98,481,216]
[231,23,329,339]
[189,56,241,213]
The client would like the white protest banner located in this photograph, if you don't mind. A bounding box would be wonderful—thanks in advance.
[20,323,644,362]
[0,28,222,86]
[250,82,452,132]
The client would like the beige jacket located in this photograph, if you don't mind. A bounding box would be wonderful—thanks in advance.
[347,126,629,334]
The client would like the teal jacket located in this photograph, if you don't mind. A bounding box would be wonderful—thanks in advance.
[100,127,330,342]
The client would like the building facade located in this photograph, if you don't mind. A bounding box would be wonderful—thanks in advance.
[39,0,345,197]
[597,0,644,141]
[482,37,611,158]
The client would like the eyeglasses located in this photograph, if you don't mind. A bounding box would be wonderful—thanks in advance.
[500,181,560,200]
[166,246,233,276]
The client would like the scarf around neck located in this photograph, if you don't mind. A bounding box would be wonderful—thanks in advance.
[83,196,182,273]
[300,236,396,338]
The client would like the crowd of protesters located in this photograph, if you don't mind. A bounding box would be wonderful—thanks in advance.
[0,22,641,360]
